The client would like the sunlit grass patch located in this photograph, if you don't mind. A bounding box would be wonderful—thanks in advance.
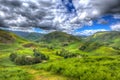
[0,67,32,80]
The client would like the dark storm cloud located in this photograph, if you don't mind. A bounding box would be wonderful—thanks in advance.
[107,1,120,13]
[0,0,120,32]
[0,0,22,7]
[0,0,52,30]
[0,18,6,27]
[101,0,120,14]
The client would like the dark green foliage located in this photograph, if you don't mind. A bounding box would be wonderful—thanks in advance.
[14,55,34,65]
[62,42,69,46]
[47,46,54,50]
[79,45,86,50]
[12,55,42,65]
[9,53,17,61]
[112,46,120,50]
[33,49,49,60]
[9,49,49,65]
[56,49,77,58]
[33,49,41,57]
[33,57,42,63]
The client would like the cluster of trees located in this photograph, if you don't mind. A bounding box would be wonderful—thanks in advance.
[9,49,49,65]
[56,49,77,59]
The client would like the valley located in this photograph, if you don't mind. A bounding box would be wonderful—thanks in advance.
[0,30,120,80]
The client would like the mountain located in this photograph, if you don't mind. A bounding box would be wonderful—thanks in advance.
[0,30,27,44]
[37,31,80,43]
[10,31,44,41]
[79,31,120,55]
[88,31,120,48]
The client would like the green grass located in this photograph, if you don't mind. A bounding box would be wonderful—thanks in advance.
[92,46,120,56]
[1,40,120,80]
[0,30,120,80]
[0,67,32,80]
[32,56,120,80]
[0,46,68,80]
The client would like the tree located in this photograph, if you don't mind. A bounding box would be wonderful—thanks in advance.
[9,53,17,61]
[33,49,49,60]
[14,55,35,65]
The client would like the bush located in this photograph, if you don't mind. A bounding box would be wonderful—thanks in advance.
[9,53,17,61]
[56,49,77,58]
[9,49,49,65]
[33,57,42,63]
[14,55,26,65]
[33,49,49,60]
[14,55,42,65]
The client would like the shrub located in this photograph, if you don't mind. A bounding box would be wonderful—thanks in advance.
[14,55,26,65]
[9,53,17,61]
[56,49,77,58]
[9,49,49,65]
[33,57,42,63]
[14,55,41,65]
[33,49,49,60]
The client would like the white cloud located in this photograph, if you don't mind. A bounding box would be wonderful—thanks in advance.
[74,29,107,36]
[110,23,120,31]
[0,27,47,33]
[0,0,119,33]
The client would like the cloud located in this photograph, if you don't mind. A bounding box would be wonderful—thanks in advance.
[110,22,120,31]
[0,26,48,33]
[0,27,35,33]
[74,29,107,36]
[113,14,120,19]
[0,0,120,32]
[97,19,108,24]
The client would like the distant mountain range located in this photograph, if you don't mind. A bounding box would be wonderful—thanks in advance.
[37,31,80,43]
[9,31,44,41]
[0,29,120,55]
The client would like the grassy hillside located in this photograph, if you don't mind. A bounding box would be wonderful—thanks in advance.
[33,56,120,80]
[0,30,29,51]
[0,30,27,44]
[79,31,120,55]
[0,30,120,80]
[89,31,120,47]
[10,31,44,41]
[39,31,80,43]
[24,33,44,41]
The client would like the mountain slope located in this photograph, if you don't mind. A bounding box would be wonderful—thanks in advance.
[22,32,44,41]
[10,31,44,41]
[0,30,27,44]
[38,31,80,43]
[79,31,120,55]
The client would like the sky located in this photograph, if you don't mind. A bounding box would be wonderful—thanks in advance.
[0,0,120,36]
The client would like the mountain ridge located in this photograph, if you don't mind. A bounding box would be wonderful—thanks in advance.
[0,30,27,44]
[37,31,81,43]
[9,31,44,41]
